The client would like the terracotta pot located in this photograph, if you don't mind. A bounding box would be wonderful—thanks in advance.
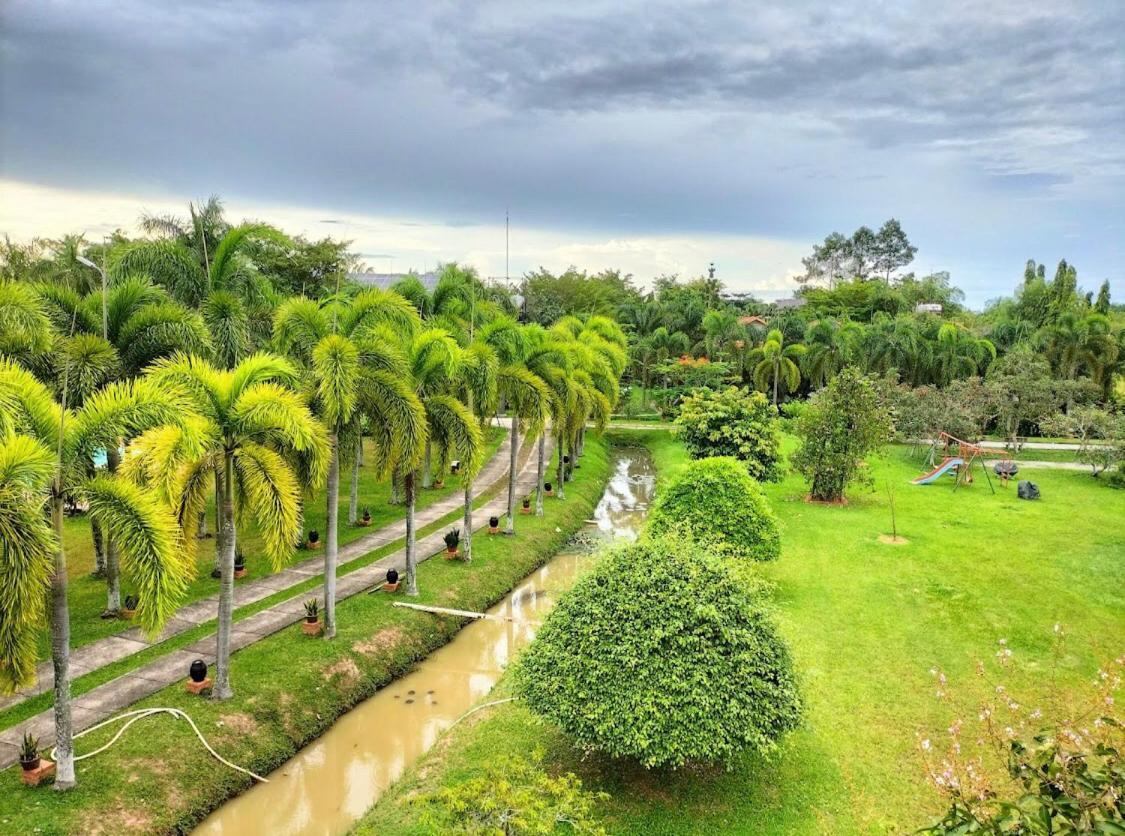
[301,619,323,636]
[121,608,136,620]
[234,567,248,579]
[433,480,444,489]
[383,581,400,592]
[444,547,459,559]
[488,526,499,534]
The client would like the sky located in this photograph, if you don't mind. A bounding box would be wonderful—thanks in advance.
[1,0,1123,307]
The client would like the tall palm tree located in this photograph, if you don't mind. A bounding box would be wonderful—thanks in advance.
[521,327,571,515]
[1037,312,1115,383]
[0,279,53,361]
[0,359,194,789]
[867,317,927,384]
[803,319,863,388]
[932,323,996,386]
[700,309,746,362]
[749,329,807,405]
[482,318,550,535]
[274,291,425,636]
[145,353,328,698]
[456,341,498,560]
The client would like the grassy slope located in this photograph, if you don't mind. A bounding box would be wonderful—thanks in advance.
[359,430,1125,835]
[0,436,611,835]
[47,427,506,658]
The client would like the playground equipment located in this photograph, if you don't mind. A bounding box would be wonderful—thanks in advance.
[913,432,995,493]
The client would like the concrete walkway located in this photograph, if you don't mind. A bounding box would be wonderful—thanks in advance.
[0,432,552,768]
[0,424,522,715]
[983,458,1091,472]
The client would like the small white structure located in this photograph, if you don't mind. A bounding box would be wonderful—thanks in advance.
[915,303,943,314]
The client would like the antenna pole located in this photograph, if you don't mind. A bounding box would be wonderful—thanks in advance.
[505,210,509,284]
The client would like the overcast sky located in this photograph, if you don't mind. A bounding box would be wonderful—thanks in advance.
[2,0,1123,306]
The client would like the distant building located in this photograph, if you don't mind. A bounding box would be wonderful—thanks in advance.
[348,270,440,289]
[915,303,943,314]
[772,297,807,310]
[739,315,768,327]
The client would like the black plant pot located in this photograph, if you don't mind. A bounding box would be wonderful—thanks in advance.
[20,756,40,772]
[544,482,552,492]
[562,455,570,464]
[234,556,245,571]
[522,500,531,509]
[189,659,208,683]
[386,568,399,585]
[489,516,499,528]
[308,530,320,544]
[210,567,222,579]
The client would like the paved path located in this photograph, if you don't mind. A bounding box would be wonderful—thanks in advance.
[0,432,551,768]
[918,438,1085,451]
[0,423,522,716]
[983,458,1090,472]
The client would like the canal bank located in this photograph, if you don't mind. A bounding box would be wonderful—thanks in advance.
[0,439,612,835]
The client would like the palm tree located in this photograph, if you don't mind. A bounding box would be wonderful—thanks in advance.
[456,341,499,560]
[521,327,571,515]
[932,323,996,386]
[749,329,807,405]
[145,353,328,698]
[1037,312,1116,383]
[803,319,863,388]
[0,359,194,789]
[700,309,746,362]
[482,317,550,535]
[274,290,425,635]
[0,279,53,361]
[867,317,927,384]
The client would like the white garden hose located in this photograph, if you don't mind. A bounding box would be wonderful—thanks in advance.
[51,707,269,782]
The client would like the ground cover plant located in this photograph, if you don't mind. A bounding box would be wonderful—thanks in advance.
[648,456,780,561]
[0,438,611,833]
[359,429,1125,834]
[674,385,782,480]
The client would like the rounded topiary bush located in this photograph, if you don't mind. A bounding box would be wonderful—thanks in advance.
[514,536,801,769]
[675,386,783,481]
[648,456,780,560]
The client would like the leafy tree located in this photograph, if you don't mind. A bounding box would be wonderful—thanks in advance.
[983,347,1060,446]
[1094,279,1111,315]
[520,267,640,326]
[803,318,863,388]
[873,218,918,281]
[932,323,995,385]
[1042,406,1124,476]
[792,368,893,502]
[674,387,782,481]
[515,535,801,768]
[748,328,806,405]
[649,456,781,560]
[1037,312,1116,393]
[0,359,193,788]
[143,353,328,699]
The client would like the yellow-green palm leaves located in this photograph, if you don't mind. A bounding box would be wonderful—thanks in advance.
[0,432,56,691]
[749,329,807,404]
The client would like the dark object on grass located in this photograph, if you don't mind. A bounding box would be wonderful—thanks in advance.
[189,659,208,683]
[386,568,399,585]
[307,529,319,544]
[994,461,1018,477]
[444,528,461,554]
[489,516,499,527]
[211,567,222,579]
[522,497,531,509]
[123,594,139,611]
[1017,480,1040,500]
[234,551,245,571]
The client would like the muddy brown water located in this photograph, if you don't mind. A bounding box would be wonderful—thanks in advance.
[194,447,655,835]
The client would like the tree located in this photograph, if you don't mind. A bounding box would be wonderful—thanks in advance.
[984,347,1060,446]
[0,359,193,788]
[803,318,863,388]
[792,368,893,502]
[144,353,328,698]
[873,218,918,281]
[274,289,426,630]
[1042,406,1124,476]
[748,328,806,405]
[515,535,801,768]
[674,387,782,481]
[519,267,640,326]
[932,323,995,386]
[649,457,781,560]
[1094,279,1111,315]
[1037,312,1116,389]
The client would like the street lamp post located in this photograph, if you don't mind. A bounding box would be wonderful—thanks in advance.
[76,253,109,340]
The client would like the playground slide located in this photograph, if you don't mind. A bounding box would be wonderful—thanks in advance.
[913,457,964,485]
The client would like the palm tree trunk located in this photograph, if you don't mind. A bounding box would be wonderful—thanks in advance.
[462,478,474,561]
[90,517,105,577]
[324,431,339,639]
[535,431,546,516]
[390,467,400,505]
[357,432,364,466]
[213,470,223,570]
[421,439,433,489]
[103,445,122,615]
[505,415,520,534]
[347,434,360,526]
[50,493,76,790]
[773,361,779,406]
[212,452,236,700]
[555,430,566,500]
[197,510,208,539]
[405,470,418,595]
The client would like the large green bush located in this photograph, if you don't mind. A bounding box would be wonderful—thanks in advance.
[674,386,783,481]
[792,368,892,502]
[514,536,802,769]
[648,456,780,560]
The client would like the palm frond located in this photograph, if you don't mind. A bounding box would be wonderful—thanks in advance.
[229,352,299,402]
[0,357,64,447]
[109,240,204,305]
[424,394,484,480]
[0,280,53,356]
[344,287,422,340]
[312,334,359,428]
[358,369,427,476]
[117,302,213,377]
[498,364,550,436]
[230,381,329,486]
[232,442,301,570]
[272,296,329,364]
[210,224,291,291]
[202,290,251,369]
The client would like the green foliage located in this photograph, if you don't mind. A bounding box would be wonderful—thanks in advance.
[674,387,782,481]
[515,535,801,768]
[415,752,608,835]
[648,456,780,560]
[792,368,893,501]
[1042,406,1125,476]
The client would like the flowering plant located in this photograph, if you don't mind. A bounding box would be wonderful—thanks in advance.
[919,626,1123,833]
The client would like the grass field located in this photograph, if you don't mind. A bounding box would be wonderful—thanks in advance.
[43,427,506,658]
[359,430,1125,834]
[0,437,611,835]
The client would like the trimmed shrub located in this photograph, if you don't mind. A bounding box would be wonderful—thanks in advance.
[649,456,780,560]
[792,368,892,502]
[675,386,783,481]
[514,535,801,769]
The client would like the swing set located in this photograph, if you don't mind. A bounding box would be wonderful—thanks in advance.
[913,431,995,493]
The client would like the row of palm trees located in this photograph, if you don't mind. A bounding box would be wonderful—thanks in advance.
[0,234,627,790]
[630,308,1121,402]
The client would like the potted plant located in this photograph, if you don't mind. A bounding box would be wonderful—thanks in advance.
[488,515,500,534]
[384,568,400,592]
[19,732,39,772]
[450,460,461,475]
[443,528,461,559]
[189,659,208,683]
[121,594,138,620]
[307,529,320,549]
[433,472,445,489]
[234,550,247,579]
[360,506,372,526]
[521,497,532,514]
[544,481,553,496]
[302,598,322,636]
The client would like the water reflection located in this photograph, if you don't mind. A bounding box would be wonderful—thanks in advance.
[194,447,655,836]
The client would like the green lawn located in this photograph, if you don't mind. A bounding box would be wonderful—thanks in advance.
[358,430,1125,834]
[0,438,611,835]
[45,427,505,658]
